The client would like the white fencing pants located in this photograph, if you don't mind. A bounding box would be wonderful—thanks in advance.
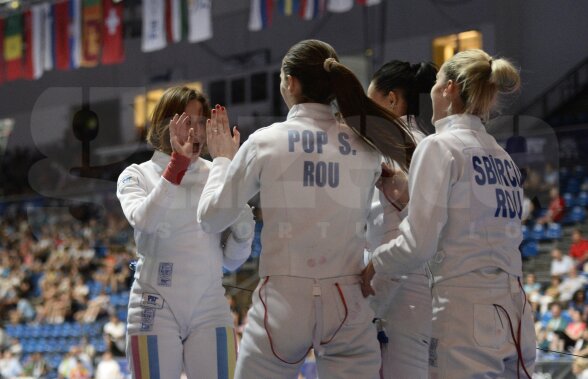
[126,280,237,379]
[372,272,431,379]
[235,275,381,379]
[429,272,536,379]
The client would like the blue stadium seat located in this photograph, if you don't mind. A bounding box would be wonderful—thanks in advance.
[545,223,563,240]
[566,178,581,195]
[521,241,539,258]
[522,225,530,241]
[563,193,575,208]
[573,165,586,180]
[578,192,588,207]
[571,206,587,223]
[532,224,545,241]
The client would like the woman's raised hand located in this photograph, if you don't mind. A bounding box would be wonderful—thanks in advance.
[169,112,195,158]
[206,105,240,160]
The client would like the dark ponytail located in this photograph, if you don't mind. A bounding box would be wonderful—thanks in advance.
[282,40,416,171]
[325,58,415,171]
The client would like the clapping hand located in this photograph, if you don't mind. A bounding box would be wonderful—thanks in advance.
[169,112,195,158]
[376,163,409,211]
[206,105,240,160]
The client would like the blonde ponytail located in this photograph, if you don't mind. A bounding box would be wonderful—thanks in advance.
[443,49,520,121]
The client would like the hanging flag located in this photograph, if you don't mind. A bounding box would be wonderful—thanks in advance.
[300,0,324,20]
[101,0,124,65]
[4,14,23,81]
[279,0,300,16]
[188,0,212,43]
[22,10,34,80]
[41,4,53,72]
[327,0,353,12]
[142,0,166,52]
[53,0,71,70]
[31,4,48,79]
[69,0,82,69]
[165,0,184,43]
[0,18,4,84]
[248,0,273,31]
[81,0,102,67]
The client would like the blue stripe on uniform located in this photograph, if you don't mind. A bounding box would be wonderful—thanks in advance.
[147,335,160,379]
[216,327,229,379]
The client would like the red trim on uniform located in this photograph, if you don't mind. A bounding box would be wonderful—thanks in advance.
[320,283,347,345]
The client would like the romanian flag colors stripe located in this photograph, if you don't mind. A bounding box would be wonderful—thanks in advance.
[216,327,237,379]
[130,335,160,379]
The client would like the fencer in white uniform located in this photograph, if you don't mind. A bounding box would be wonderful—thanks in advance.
[366,61,437,379]
[365,119,431,379]
[363,50,536,379]
[117,87,254,379]
[197,40,416,379]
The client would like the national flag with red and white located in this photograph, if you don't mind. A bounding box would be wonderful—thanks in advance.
[81,0,102,67]
[300,0,325,20]
[166,0,186,43]
[101,0,124,64]
[142,0,166,52]
[248,0,273,31]
[4,14,23,81]
[327,0,353,12]
[53,0,71,70]
[188,0,212,43]
[22,9,34,80]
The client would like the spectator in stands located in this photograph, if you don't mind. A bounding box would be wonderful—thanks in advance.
[574,329,588,357]
[68,358,91,379]
[563,308,587,351]
[103,314,126,357]
[551,248,575,277]
[571,229,588,266]
[546,302,569,351]
[559,267,588,302]
[571,289,588,316]
[538,187,566,225]
[540,276,562,314]
[0,349,22,378]
[95,351,123,379]
[521,195,534,225]
[523,272,541,294]
[543,163,559,190]
[22,352,49,378]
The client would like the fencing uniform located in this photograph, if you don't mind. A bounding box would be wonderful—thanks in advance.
[117,151,254,379]
[366,116,431,379]
[370,114,536,379]
[198,103,382,379]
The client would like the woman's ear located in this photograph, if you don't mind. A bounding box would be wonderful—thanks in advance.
[387,91,398,107]
[444,80,459,100]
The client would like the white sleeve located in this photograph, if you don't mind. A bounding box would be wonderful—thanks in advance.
[222,206,255,271]
[371,137,454,276]
[197,138,262,234]
[117,166,178,234]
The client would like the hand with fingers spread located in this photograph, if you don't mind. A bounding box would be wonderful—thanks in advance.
[376,163,409,211]
[169,112,195,158]
[206,105,241,159]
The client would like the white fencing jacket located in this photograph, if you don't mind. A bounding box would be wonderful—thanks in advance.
[117,151,254,311]
[198,103,382,279]
[371,114,524,284]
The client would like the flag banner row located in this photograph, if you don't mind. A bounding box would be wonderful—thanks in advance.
[142,0,212,52]
[250,0,381,31]
[0,0,124,84]
[0,0,378,83]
